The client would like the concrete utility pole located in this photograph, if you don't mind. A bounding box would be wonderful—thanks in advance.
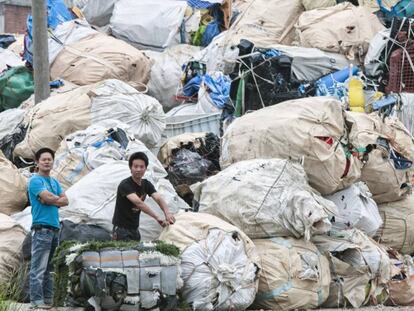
[31,0,50,104]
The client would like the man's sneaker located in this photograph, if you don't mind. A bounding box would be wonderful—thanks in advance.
[29,304,52,310]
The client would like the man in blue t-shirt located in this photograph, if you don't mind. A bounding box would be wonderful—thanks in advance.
[28,148,68,310]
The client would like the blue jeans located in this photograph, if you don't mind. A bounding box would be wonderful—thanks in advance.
[30,228,59,305]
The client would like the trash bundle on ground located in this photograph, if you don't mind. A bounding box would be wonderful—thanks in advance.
[313,229,391,308]
[53,240,182,309]
[193,158,336,239]
[159,212,260,311]
[13,79,165,161]
[252,237,331,311]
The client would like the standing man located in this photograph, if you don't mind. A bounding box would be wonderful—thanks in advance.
[112,152,175,241]
[28,148,68,309]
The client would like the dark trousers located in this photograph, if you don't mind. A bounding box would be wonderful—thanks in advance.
[112,226,141,241]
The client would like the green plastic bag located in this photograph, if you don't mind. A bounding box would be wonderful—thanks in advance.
[0,66,34,111]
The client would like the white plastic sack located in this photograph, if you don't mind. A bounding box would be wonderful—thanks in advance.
[146,45,200,111]
[252,237,331,311]
[110,0,187,50]
[0,48,24,72]
[159,212,260,311]
[194,159,336,240]
[61,161,189,240]
[364,29,390,77]
[325,182,382,236]
[10,206,31,233]
[0,214,26,283]
[269,44,352,81]
[14,80,166,159]
[0,108,25,141]
[301,0,336,10]
[82,0,118,26]
[221,97,362,195]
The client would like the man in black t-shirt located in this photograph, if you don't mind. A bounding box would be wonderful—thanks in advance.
[112,152,176,241]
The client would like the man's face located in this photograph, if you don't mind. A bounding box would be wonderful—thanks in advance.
[37,152,54,173]
[130,159,147,179]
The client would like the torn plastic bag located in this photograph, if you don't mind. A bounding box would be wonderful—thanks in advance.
[313,229,391,308]
[160,212,260,311]
[0,48,24,73]
[324,182,382,237]
[194,158,336,240]
[0,108,25,141]
[252,237,331,311]
[168,149,212,187]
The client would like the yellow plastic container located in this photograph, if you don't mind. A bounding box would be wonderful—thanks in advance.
[349,77,365,112]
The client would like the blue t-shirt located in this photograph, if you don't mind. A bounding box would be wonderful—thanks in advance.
[28,174,63,229]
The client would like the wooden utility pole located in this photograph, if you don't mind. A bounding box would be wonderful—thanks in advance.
[31,0,50,104]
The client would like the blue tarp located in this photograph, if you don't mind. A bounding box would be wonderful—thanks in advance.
[187,0,220,9]
[377,0,414,17]
[203,73,231,109]
[24,0,73,64]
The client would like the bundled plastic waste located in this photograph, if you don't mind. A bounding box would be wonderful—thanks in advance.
[252,237,331,311]
[313,229,391,308]
[194,158,336,239]
[160,212,260,311]
[221,97,362,195]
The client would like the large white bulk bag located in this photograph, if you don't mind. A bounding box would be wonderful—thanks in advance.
[60,160,188,241]
[159,212,260,311]
[194,158,336,240]
[252,237,331,311]
[221,96,362,195]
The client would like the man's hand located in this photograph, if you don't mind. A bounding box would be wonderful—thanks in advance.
[165,212,176,225]
[156,217,167,227]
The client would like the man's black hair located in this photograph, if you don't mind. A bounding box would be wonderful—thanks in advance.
[35,147,55,161]
[128,152,149,168]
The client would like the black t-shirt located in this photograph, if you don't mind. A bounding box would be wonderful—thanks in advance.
[112,177,156,230]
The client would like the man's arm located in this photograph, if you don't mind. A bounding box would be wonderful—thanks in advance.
[39,191,68,207]
[126,193,166,227]
[151,192,175,224]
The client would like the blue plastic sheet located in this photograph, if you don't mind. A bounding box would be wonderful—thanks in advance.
[24,0,73,64]
[201,21,221,47]
[183,75,203,97]
[377,0,414,17]
[187,0,220,9]
[202,73,231,109]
